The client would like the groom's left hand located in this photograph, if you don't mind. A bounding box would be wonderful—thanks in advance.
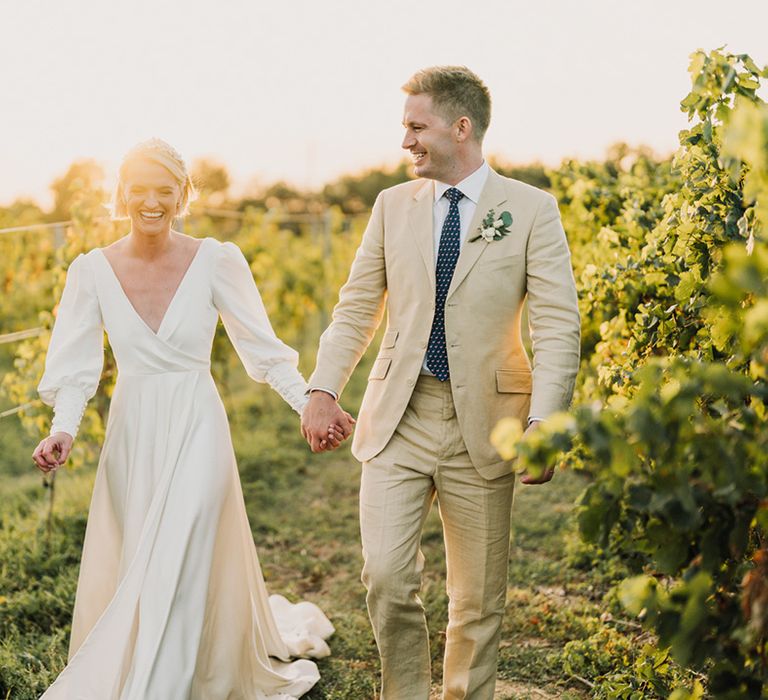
[518,420,555,485]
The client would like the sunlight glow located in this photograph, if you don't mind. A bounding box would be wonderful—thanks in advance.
[1,0,767,206]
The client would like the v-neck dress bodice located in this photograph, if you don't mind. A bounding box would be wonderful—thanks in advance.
[93,243,214,376]
[98,239,206,339]
[37,238,332,700]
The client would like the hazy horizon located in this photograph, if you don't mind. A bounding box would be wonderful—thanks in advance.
[2,0,767,208]
[1,145,677,213]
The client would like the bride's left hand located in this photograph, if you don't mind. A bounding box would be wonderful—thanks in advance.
[320,411,356,450]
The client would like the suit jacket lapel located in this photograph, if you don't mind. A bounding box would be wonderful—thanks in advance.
[447,170,508,300]
[407,179,436,294]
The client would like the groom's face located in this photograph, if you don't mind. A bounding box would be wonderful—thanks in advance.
[402,93,458,182]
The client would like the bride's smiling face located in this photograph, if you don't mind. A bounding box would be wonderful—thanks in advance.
[122,160,182,237]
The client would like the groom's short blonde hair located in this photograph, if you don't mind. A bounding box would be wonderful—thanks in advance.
[402,66,491,142]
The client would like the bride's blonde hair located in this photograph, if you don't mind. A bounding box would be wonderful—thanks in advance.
[112,138,197,218]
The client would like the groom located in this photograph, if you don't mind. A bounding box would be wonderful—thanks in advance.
[302,66,580,699]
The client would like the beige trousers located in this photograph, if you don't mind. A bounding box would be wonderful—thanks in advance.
[360,375,515,700]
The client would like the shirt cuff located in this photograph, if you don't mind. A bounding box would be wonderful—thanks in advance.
[308,387,339,401]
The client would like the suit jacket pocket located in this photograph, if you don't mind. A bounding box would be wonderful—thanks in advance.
[479,252,524,272]
[369,357,392,381]
[381,330,399,349]
[496,369,532,394]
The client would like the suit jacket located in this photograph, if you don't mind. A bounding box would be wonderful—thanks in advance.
[309,168,580,479]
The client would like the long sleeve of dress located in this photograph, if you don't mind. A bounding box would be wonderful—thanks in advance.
[37,254,105,438]
[212,242,309,414]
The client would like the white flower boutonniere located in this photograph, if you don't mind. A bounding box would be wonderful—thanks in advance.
[469,209,513,242]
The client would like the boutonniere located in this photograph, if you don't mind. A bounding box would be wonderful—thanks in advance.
[469,209,513,242]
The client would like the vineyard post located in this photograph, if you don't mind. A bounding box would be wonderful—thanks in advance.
[53,223,65,249]
[49,225,64,532]
[320,209,332,332]
[44,470,56,544]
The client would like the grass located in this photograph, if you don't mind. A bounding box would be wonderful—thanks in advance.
[0,359,624,699]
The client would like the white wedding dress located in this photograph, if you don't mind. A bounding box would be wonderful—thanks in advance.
[37,237,333,700]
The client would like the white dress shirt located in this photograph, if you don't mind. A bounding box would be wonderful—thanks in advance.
[431,161,490,257]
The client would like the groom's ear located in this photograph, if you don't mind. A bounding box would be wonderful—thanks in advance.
[455,116,473,142]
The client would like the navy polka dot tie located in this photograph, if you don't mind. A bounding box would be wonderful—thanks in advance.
[426,187,464,381]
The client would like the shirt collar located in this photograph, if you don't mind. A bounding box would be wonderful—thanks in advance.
[433,160,490,205]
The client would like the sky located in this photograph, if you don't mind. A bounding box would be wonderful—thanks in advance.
[1,0,767,207]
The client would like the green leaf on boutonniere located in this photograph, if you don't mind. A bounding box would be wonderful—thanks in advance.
[500,211,513,227]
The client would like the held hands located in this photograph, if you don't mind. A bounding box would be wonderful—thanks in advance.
[301,390,356,453]
[518,420,555,485]
[32,431,74,473]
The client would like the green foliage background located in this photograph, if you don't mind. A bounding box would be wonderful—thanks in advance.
[494,49,768,699]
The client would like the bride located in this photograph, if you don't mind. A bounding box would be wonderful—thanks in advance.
[31,138,351,699]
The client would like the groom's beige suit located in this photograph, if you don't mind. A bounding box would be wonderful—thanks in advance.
[310,166,580,699]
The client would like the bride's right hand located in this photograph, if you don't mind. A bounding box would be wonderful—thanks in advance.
[32,432,74,473]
